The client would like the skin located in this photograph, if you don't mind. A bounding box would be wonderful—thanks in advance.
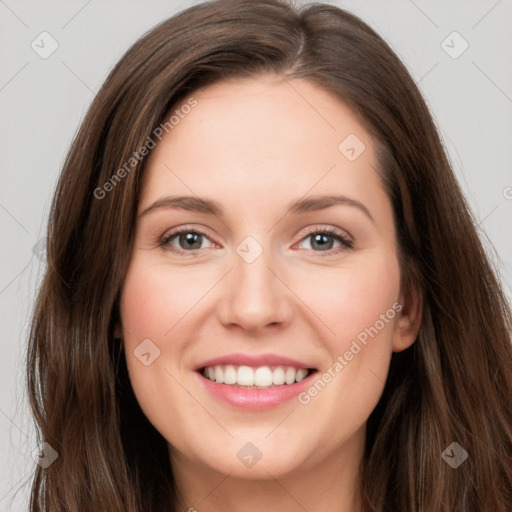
[116,73,422,512]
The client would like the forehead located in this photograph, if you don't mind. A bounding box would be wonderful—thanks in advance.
[139,73,386,217]
[162,73,372,157]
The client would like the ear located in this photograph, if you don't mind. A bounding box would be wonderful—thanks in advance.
[392,279,423,352]
[114,322,123,339]
[113,298,123,339]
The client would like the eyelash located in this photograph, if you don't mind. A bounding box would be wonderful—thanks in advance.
[158,226,354,256]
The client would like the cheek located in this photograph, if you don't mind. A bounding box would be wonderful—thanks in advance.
[294,252,401,346]
[118,260,202,438]
[295,252,400,404]
[118,261,186,390]
[119,259,205,343]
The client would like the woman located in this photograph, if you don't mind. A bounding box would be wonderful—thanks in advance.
[26,0,512,510]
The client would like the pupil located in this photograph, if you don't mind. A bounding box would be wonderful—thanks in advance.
[313,233,332,251]
[177,233,334,251]
[181,233,201,249]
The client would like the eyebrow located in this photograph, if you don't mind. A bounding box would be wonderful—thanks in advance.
[139,194,374,223]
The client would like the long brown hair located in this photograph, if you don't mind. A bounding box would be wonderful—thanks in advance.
[26,0,512,510]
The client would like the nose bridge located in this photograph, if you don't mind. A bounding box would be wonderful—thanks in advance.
[218,234,289,330]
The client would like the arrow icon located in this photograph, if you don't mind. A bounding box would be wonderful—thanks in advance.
[134,339,161,366]
[32,442,59,468]
[441,442,468,468]
[237,441,262,468]
[440,31,468,59]
[236,236,263,263]
[338,134,365,161]
[31,31,59,59]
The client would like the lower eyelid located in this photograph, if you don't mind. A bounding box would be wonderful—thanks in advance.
[161,229,352,253]
[161,229,213,251]
[296,235,352,252]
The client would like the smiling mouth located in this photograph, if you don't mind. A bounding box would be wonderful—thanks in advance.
[198,364,318,389]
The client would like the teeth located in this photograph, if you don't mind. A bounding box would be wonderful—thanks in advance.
[285,367,296,385]
[214,366,224,384]
[254,366,273,386]
[272,366,285,385]
[224,364,237,385]
[295,368,308,382]
[202,364,311,387]
[237,365,254,386]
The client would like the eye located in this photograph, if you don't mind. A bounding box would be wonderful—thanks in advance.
[295,227,353,255]
[159,227,215,254]
[159,226,354,256]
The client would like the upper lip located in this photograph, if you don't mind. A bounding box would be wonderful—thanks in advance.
[194,353,316,371]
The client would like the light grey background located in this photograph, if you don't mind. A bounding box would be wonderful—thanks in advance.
[1,0,511,510]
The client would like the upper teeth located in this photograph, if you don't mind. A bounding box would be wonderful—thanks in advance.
[203,365,310,388]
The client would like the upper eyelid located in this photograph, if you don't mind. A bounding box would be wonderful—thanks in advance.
[162,224,352,247]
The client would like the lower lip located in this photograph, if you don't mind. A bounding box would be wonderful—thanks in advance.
[195,371,317,410]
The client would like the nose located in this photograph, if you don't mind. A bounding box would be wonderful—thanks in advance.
[216,242,292,333]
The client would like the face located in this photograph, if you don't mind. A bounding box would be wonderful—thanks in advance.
[117,73,420,481]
